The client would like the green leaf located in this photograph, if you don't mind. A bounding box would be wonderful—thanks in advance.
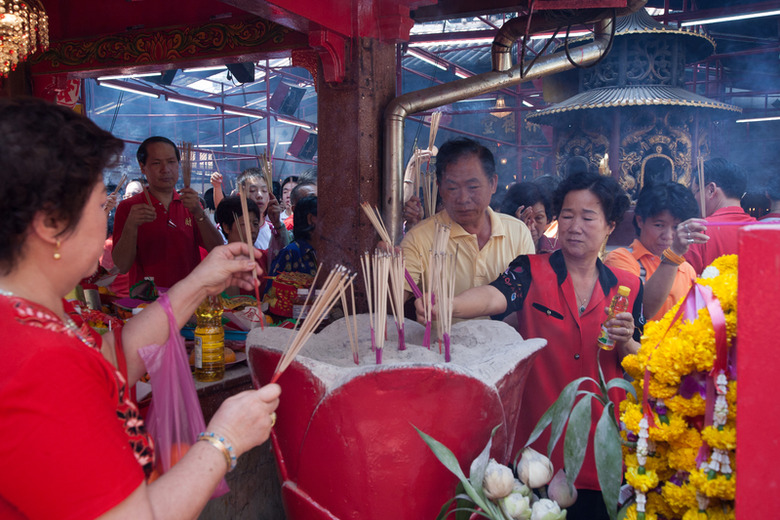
[563,394,592,488]
[597,348,609,396]
[435,496,459,520]
[468,425,500,498]
[546,376,595,458]
[415,425,492,513]
[594,404,623,520]
[606,377,637,401]
[617,498,635,520]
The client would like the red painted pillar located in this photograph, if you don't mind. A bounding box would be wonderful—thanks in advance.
[736,223,780,518]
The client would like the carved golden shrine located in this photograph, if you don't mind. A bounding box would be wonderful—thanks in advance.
[528,9,740,199]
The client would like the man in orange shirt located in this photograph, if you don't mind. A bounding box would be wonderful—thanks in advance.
[605,182,700,320]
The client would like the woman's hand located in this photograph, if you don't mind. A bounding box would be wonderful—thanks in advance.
[206,383,281,458]
[515,205,540,245]
[266,193,284,228]
[605,311,638,355]
[672,218,709,256]
[187,242,260,296]
[210,172,223,189]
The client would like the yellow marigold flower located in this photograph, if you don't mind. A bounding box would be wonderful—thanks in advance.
[625,452,669,474]
[690,469,736,500]
[622,354,643,380]
[706,503,735,520]
[701,425,736,450]
[622,504,659,520]
[620,402,645,434]
[677,427,702,448]
[666,394,706,417]
[647,412,687,443]
[647,488,675,519]
[647,379,679,399]
[626,467,659,493]
[662,481,697,515]
[666,447,698,473]
[682,509,709,520]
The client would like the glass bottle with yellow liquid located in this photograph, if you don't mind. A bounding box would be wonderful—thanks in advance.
[194,295,225,382]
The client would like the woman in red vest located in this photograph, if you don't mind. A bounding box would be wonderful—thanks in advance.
[418,170,643,520]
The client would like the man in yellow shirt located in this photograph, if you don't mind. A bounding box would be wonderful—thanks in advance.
[402,138,535,300]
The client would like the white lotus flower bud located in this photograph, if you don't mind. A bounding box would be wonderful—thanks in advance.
[501,490,532,520]
[483,459,515,500]
[530,498,566,520]
[547,469,578,508]
[516,447,554,489]
[512,480,533,499]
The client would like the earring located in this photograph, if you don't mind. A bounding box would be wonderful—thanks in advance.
[53,239,62,261]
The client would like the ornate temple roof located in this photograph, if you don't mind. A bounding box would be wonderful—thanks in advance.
[527,85,741,125]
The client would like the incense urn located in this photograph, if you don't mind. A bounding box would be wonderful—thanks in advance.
[247,315,545,520]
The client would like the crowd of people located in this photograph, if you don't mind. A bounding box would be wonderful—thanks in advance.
[0,96,763,519]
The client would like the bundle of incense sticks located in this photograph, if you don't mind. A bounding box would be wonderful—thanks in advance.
[422,112,442,218]
[238,186,265,330]
[271,265,355,383]
[429,246,458,362]
[697,155,706,218]
[260,152,273,194]
[360,249,391,363]
[421,222,451,349]
[232,212,245,243]
[387,251,407,350]
[360,201,392,244]
[143,186,155,208]
[181,141,193,188]
[110,174,128,197]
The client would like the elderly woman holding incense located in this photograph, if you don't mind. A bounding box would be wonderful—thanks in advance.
[0,98,280,519]
[417,170,642,520]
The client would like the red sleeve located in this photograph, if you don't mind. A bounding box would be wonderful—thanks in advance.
[683,244,704,275]
[0,337,144,520]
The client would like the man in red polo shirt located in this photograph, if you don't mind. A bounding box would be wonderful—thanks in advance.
[112,136,225,289]
[685,158,756,274]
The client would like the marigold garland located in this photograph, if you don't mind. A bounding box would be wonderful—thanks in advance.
[620,255,738,519]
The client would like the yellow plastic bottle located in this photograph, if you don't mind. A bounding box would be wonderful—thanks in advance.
[597,285,631,351]
[194,295,225,382]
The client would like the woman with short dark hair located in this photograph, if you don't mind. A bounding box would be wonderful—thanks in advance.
[417,170,642,520]
[0,98,280,519]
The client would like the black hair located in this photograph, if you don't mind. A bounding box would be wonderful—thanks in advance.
[237,167,265,187]
[281,175,299,189]
[204,188,216,211]
[214,195,261,239]
[435,138,496,185]
[0,97,124,274]
[552,170,630,226]
[298,167,317,185]
[290,181,317,207]
[633,182,700,236]
[293,195,317,242]
[700,158,747,199]
[499,182,552,221]
[136,136,180,165]
[533,174,561,202]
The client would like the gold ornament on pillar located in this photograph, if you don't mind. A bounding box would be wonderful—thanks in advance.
[0,0,49,78]
[53,239,61,260]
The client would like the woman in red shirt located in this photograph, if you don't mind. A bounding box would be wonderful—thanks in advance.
[0,98,280,520]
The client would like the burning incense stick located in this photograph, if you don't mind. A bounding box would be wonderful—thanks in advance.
[388,251,407,350]
[697,155,706,218]
[232,212,245,243]
[422,222,451,349]
[239,185,265,330]
[181,141,193,188]
[271,265,354,382]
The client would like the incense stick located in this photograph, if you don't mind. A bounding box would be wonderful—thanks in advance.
[422,222,451,349]
[143,186,154,208]
[360,251,376,353]
[239,185,265,330]
[232,212,245,244]
[110,174,128,197]
[260,152,273,193]
[371,250,390,364]
[340,278,359,364]
[181,141,193,188]
[360,201,392,244]
[388,251,407,350]
[697,156,706,218]
[271,265,354,382]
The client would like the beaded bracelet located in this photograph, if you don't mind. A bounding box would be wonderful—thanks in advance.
[661,248,685,266]
[197,431,237,472]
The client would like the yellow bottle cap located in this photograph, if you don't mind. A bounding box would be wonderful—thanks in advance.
[618,285,631,297]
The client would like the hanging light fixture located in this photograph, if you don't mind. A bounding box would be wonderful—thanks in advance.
[0,0,49,78]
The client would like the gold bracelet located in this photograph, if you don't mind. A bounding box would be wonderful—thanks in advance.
[197,432,237,472]
[662,248,684,266]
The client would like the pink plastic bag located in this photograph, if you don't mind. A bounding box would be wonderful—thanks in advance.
[139,293,229,497]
